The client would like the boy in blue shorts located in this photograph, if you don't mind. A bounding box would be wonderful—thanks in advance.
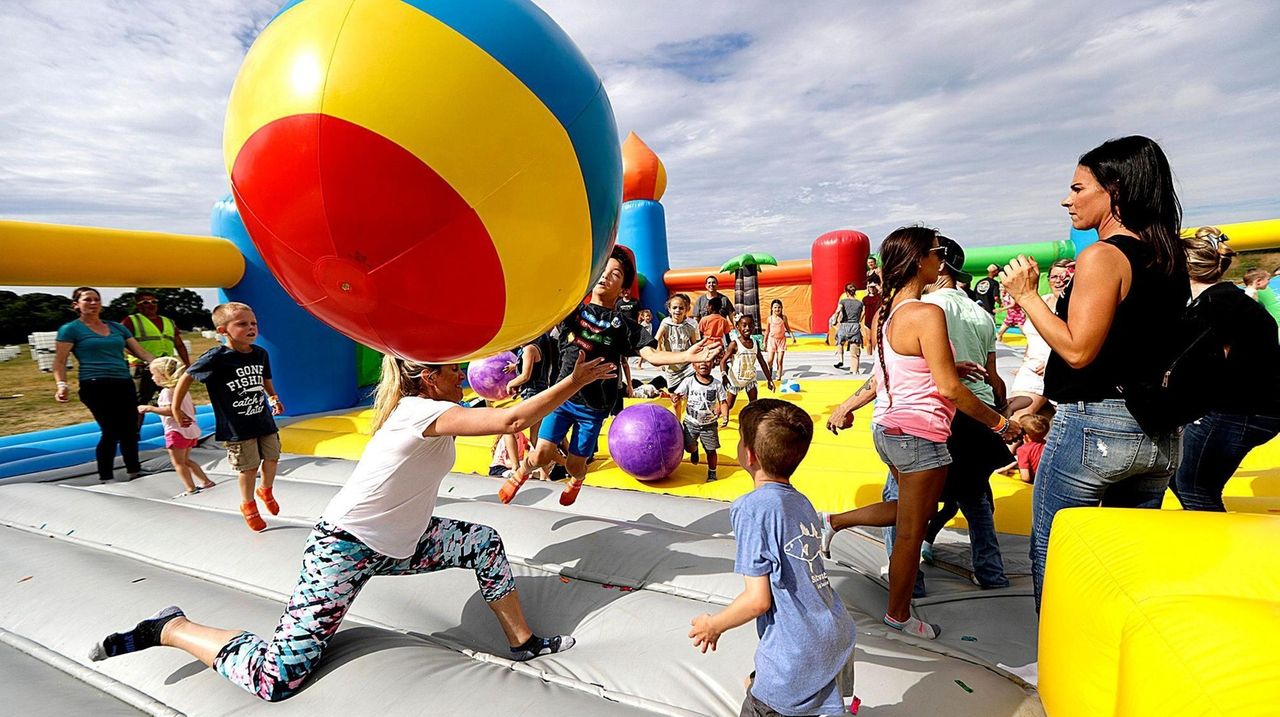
[690,399,856,716]
[500,247,722,506]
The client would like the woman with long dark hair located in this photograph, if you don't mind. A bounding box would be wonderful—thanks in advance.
[1173,228,1280,511]
[53,287,155,481]
[1000,136,1189,610]
[822,227,1020,639]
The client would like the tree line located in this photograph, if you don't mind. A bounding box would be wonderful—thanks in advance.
[0,289,209,344]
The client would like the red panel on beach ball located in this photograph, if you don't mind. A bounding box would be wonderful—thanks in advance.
[231,114,506,361]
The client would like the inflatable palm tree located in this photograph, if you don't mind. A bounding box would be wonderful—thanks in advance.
[720,252,777,333]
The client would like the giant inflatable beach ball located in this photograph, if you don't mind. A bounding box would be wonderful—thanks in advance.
[224,0,622,362]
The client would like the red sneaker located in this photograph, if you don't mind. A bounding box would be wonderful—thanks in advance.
[240,501,266,532]
[255,486,279,516]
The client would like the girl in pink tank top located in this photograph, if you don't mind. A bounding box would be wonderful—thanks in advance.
[872,298,956,442]
[817,227,1021,642]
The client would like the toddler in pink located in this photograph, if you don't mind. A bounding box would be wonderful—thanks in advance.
[139,357,214,494]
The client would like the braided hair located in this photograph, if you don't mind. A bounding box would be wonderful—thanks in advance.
[873,227,938,406]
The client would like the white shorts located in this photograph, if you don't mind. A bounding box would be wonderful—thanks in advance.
[1009,364,1045,398]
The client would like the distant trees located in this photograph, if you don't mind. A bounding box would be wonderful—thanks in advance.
[0,291,76,343]
[104,289,209,330]
[0,288,208,344]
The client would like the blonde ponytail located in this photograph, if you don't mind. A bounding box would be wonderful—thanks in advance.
[370,355,441,433]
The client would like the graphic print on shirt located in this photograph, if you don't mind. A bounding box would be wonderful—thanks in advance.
[224,364,269,419]
[678,377,724,425]
[566,309,623,351]
[783,521,832,589]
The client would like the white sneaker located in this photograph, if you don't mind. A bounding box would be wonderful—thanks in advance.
[883,614,941,640]
[819,512,836,558]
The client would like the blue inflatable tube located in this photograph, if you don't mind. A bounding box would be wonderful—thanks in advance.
[618,199,671,316]
[0,408,216,479]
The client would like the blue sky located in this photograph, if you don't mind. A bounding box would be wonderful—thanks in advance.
[3,0,1279,305]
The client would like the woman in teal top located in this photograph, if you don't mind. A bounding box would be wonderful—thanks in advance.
[53,287,155,481]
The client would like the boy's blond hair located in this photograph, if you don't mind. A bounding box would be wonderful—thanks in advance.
[739,398,812,478]
[148,356,187,388]
[211,301,254,328]
[1019,414,1051,440]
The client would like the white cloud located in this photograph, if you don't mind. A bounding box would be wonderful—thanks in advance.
[2,0,1278,305]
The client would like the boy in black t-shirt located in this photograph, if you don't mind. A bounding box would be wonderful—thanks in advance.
[171,302,284,532]
[500,247,722,506]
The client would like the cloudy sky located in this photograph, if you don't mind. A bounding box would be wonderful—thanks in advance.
[3,0,1279,305]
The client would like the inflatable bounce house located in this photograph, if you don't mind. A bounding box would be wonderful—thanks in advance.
[1,1,1279,714]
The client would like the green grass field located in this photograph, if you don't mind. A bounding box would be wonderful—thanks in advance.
[0,336,219,436]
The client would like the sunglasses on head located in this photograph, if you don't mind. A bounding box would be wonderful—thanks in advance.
[1203,232,1230,248]
[137,299,157,304]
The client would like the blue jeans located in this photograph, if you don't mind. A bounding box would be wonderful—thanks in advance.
[1030,399,1181,610]
[1172,411,1280,512]
[883,474,1009,593]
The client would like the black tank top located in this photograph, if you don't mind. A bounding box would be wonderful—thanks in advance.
[1044,236,1189,403]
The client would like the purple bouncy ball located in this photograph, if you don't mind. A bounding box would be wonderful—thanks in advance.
[608,404,684,481]
[466,351,518,401]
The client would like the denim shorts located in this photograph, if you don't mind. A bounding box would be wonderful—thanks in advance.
[871,423,952,473]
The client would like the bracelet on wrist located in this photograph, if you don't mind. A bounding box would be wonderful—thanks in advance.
[56,381,68,388]
[991,416,1009,434]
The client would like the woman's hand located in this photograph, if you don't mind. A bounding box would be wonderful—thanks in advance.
[999,255,1041,303]
[1031,361,1046,376]
[502,361,517,374]
[174,406,193,427]
[137,405,151,414]
[569,354,616,386]
[54,384,69,403]
[826,401,856,435]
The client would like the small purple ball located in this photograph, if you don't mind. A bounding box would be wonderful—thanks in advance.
[466,351,518,401]
[608,404,684,481]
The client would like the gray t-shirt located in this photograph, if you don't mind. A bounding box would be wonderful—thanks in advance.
[732,483,856,716]
[838,297,864,326]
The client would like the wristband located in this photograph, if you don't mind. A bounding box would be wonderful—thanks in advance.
[991,416,1009,434]
[56,381,68,389]
[267,395,280,404]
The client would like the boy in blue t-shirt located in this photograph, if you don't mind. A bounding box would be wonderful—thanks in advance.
[689,399,856,716]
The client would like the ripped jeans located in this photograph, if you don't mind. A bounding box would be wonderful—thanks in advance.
[1030,399,1181,611]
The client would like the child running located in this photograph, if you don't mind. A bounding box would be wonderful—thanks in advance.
[698,306,733,348]
[764,299,796,385]
[655,293,701,389]
[672,360,728,481]
[996,287,1026,342]
[499,248,722,506]
[689,399,856,716]
[720,314,774,425]
[138,356,214,495]
[171,302,284,532]
[90,353,615,701]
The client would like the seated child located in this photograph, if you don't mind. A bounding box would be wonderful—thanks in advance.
[138,357,215,495]
[671,360,727,481]
[689,399,856,716]
[997,414,1050,482]
[1014,414,1048,483]
[489,432,531,480]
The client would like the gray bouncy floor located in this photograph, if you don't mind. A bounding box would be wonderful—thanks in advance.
[0,342,1044,716]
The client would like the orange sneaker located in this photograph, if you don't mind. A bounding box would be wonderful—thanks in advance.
[498,471,529,504]
[240,501,266,532]
[559,478,584,506]
[255,486,279,515]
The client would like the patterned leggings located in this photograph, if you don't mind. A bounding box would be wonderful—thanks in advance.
[213,518,516,702]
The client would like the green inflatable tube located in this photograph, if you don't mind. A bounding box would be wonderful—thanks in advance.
[1256,288,1280,331]
[961,239,1076,274]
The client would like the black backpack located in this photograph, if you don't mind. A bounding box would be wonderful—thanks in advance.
[1118,297,1226,436]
